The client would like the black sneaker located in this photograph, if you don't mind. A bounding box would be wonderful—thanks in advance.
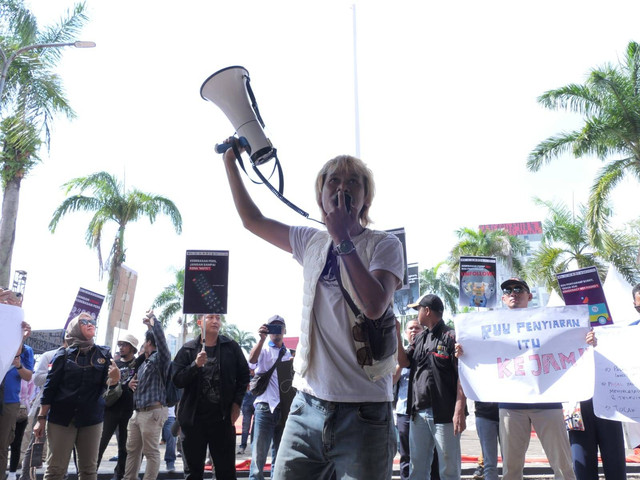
[473,465,484,480]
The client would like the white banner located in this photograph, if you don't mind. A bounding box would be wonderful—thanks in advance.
[0,304,25,381]
[455,306,593,403]
[592,324,640,423]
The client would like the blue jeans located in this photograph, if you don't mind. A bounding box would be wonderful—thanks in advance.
[249,403,283,480]
[240,392,256,449]
[408,408,460,480]
[568,399,626,480]
[273,391,396,480]
[475,416,499,480]
[162,417,177,465]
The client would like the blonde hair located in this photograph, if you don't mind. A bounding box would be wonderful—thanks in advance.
[314,155,375,227]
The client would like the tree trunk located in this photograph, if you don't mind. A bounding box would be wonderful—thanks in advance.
[0,176,22,288]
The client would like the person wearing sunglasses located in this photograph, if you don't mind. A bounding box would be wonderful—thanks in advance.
[497,278,576,480]
[397,293,466,480]
[221,145,404,480]
[35,313,120,480]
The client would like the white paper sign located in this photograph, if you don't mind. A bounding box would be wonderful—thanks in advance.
[455,306,593,403]
[0,304,25,381]
[592,324,640,423]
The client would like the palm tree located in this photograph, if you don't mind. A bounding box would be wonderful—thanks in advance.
[418,262,459,315]
[527,40,640,248]
[0,1,89,287]
[526,198,639,296]
[448,227,529,279]
[49,171,182,347]
[152,267,202,345]
[153,267,186,328]
[220,323,256,354]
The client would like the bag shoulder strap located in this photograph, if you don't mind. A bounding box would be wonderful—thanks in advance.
[331,249,361,317]
[259,347,287,382]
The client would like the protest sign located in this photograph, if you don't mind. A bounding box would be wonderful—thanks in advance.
[394,263,419,316]
[107,266,137,329]
[459,256,497,308]
[556,266,613,326]
[387,228,408,288]
[592,324,640,422]
[0,304,24,383]
[25,329,65,355]
[183,250,229,314]
[455,306,593,402]
[65,287,105,329]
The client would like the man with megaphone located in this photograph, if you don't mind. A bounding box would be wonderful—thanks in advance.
[220,139,405,480]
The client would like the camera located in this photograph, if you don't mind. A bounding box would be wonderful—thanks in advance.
[266,324,283,334]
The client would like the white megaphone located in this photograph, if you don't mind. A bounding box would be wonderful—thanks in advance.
[200,66,276,166]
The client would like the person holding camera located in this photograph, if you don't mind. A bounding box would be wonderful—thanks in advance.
[221,144,404,480]
[247,315,292,480]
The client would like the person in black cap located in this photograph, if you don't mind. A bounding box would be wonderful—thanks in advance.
[398,293,466,480]
[247,315,293,479]
[497,278,575,480]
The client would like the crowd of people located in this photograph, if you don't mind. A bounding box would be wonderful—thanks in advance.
[0,147,637,480]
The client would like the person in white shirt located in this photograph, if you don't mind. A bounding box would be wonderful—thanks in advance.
[247,315,292,480]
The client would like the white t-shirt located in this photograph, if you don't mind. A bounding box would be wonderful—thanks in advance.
[290,226,404,403]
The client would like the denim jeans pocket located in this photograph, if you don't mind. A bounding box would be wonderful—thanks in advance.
[356,402,389,426]
[288,396,305,416]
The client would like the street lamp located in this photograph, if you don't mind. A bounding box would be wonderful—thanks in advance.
[0,40,96,102]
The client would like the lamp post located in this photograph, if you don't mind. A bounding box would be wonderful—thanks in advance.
[0,40,96,102]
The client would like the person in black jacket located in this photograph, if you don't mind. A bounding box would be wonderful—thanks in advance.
[34,313,120,480]
[172,314,250,480]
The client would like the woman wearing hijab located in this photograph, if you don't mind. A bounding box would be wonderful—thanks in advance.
[34,313,120,480]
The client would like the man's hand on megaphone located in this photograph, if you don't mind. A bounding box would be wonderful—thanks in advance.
[219,136,248,162]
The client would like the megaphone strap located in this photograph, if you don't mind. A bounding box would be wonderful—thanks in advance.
[230,144,323,225]
[245,76,266,129]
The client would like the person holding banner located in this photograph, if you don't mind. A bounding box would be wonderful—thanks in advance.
[565,314,627,480]
[221,144,404,480]
[0,322,33,480]
[497,278,575,480]
[400,293,466,480]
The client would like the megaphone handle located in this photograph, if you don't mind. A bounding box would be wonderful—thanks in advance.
[215,136,249,154]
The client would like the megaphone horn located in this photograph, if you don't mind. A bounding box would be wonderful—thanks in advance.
[200,66,276,166]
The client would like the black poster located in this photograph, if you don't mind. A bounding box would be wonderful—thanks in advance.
[394,263,419,316]
[183,250,229,314]
[386,227,408,287]
[459,256,497,308]
[65,288,105,329]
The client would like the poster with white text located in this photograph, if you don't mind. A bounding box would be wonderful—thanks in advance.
[455,306,593,402]
[183,250,229,314]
